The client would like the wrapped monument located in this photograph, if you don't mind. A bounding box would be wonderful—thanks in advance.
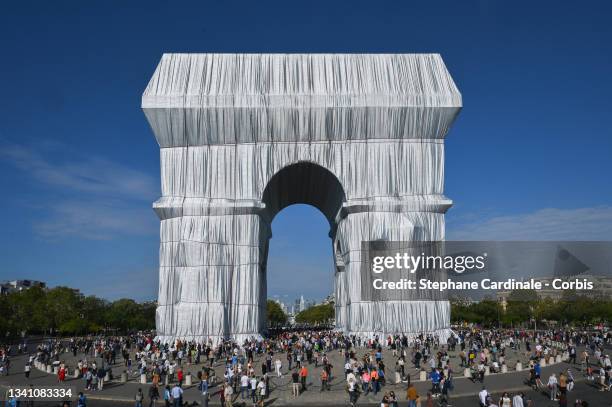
[142,53,462,343]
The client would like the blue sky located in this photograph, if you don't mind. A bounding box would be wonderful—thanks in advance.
[1,1,611,302]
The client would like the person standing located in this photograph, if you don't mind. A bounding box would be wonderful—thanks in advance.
[499,392,511,407]
[406,383,418,407]
[250,375,258,403]
[135,388,144,407]
[256,377,266,406]
[224,382,234,407]
[97,366,106,391]
[512,392,524,407]
[320,368,329,391]
[291,369,300,397]
[170,384,183,407]
[275,358,282,377]
[478,386,489,407]
[200,374,209,406]
[348,377,357,407]
[240,372,249,399]
[299,365,308,392]
[548,373,559,401]
[163,386,171,407]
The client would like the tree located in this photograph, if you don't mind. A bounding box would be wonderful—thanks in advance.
[267,300,288,327]
[295,303,334,325]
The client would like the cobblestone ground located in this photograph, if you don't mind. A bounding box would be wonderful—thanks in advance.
[4,343,608,406]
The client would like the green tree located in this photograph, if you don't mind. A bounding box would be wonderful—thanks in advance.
[45,287,82,333]
[266,300,288,327]
[295,303,334,325]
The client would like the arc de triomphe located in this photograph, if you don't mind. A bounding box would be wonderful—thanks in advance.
[142,54,462,343]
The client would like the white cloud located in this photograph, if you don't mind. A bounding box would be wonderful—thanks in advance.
[1,142,157,199]
[34,199,157,240]
[447,206,612,240]
[1,141,159,239]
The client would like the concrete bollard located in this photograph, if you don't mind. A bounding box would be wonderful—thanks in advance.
[46,365,52,373]
[563,352,569,362]
[121,372,128,383]
[540,358,546,367]
[549,356,555,365]
[419,370,427,381]
[185,373,192,386]
[484,366,490,376]
[464,368,471,378]
[515,362,522,372]
[140,373,147,384]
[501,364,508,373]
[74,369,80,379]
[105,372,110,381]
[53,366,58,374]
[556,355,562,363]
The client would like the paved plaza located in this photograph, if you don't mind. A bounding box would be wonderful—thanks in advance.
[2,340,608,406]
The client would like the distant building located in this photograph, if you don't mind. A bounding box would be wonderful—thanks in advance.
[322,293,335,305]
[0,279,46,295]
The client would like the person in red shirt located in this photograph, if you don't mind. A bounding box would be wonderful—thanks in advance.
[299,366,308,391]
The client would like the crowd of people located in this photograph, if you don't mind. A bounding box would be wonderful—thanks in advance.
[0,327,610,407]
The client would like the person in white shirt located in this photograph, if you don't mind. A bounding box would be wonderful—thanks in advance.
[512,393,524,407]
[223,383,233,406]
[257,378,266,402]
[275,358,282,377]
[478,387,489,407]
[240,373,249,399]
[249,376,257,403]
[547,373,558,400]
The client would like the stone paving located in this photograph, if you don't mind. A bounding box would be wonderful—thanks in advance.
[1,343,591,406]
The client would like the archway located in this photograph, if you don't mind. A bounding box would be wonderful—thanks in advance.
[261,162,346,327]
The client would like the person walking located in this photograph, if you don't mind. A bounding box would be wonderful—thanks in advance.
[406,383,418,407]
[478,386,489,407]
[77,392,87,407]
[148,384,159,407]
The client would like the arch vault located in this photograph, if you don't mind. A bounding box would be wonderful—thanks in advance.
[142,53,462,343]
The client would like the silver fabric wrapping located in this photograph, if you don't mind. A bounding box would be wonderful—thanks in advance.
[142,54,462,344]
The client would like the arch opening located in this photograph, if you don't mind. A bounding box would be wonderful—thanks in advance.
[261,162,346,230]
[261,162,346,327]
